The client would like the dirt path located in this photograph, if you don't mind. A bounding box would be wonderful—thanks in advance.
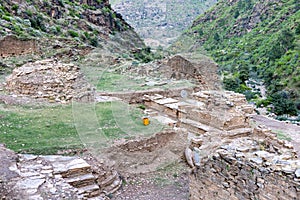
[112,164,190,200]
[251,115,300,156]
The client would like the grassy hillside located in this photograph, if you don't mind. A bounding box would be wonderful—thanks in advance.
[172,0,300,115]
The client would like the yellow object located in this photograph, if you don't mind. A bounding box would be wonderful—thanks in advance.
[143,117,150,126]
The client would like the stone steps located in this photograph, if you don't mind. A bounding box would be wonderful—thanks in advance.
[102,177,122,195]
[152,115,177,127]
[78,184,101,198]
[144,108,178,127]
[41,155,92,177]
[98,171,118,188]
[144,97,179,117]
[143,91,252,136]
[41,155,122,199]
[180,118,219,135]
[65,173,96,188]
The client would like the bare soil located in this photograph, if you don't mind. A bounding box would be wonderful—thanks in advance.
[112,162,190,200]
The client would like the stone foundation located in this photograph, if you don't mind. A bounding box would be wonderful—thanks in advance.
[141,90,299,200]
[5,59,93,103]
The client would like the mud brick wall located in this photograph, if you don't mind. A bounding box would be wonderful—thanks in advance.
[0,35,37,58]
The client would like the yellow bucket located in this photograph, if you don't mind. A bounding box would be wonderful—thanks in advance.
[143,117,150,126]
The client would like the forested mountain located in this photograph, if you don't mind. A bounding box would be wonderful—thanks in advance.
[171,0,300,115]
[111,0,218,47]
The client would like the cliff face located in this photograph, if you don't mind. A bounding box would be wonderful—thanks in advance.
[171,0,300,115]
[0,0,144,48]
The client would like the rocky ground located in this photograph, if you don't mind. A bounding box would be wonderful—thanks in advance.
[252,115,300,157]
[1,89,299,200]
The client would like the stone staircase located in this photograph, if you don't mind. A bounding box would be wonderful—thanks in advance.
[11,154,122,199]
[42,155,103,198]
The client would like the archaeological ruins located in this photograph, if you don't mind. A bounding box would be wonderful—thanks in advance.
[1,55,299,199]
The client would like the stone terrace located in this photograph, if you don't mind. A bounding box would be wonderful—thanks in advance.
[141,89,299,199]
[143,90,253,135]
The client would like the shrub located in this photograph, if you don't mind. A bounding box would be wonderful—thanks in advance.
[68,30,79,37]
[13,24,23,35]
[2,15,10,21]
[29,15,46,32]
[89,37,98,47]
[271,91,297,115]
[56,25,61,33]
[25,9,33,17]
[12,5,19,11]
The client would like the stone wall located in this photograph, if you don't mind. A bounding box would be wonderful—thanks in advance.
[115,131,177,152]
[97,86,196,103]
[141,90,299,199]
[162,55,220,90]
[144,90,254,133]
[0,35,37,58]
[166,55,203,84]
[189,127,300,200]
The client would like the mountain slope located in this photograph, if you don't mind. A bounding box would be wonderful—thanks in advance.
[0,0,141,43]
[0,0,146,74]
[171,0,300,115]
[111,0,217,47]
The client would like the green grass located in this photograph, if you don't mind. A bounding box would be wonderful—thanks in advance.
[96,71,195,92]
[274,130,292,141]
[0,104,82,154]
[0,102,164,154]
[96,72,146,92]
[80,60,195,92]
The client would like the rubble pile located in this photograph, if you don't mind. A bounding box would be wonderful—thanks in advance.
[5,59,93,103]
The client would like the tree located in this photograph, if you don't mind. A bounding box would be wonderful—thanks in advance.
[267,29,295,60]
[213,32,220,41]
[271,91,297,115]
[279,29,295,52]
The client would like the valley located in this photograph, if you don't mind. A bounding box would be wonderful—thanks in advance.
[111,0,218,47]
[0,0,300,199]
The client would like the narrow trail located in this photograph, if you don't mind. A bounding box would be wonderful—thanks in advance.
[251,114,300,156]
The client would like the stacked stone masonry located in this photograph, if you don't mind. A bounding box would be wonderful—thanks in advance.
[189,127,300,200]
[143,90,253,133]
[5,59,93,103]
[0,144,121,200]
[142,90,299,200]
